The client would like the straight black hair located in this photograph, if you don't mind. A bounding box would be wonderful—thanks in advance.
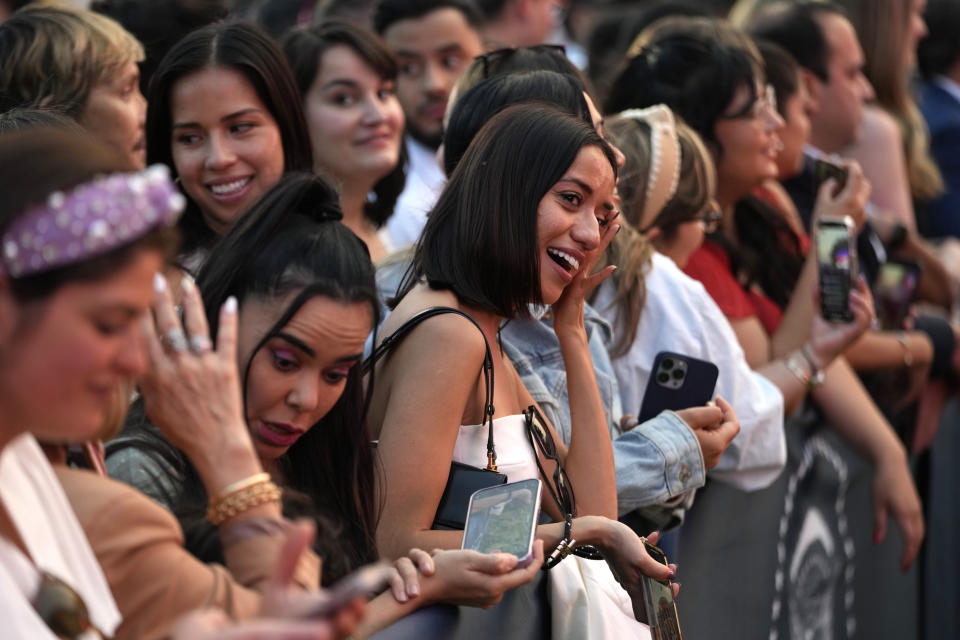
[442,70,591,176]
[146,21,313,256]
[111,172,382,584]
[399,103,617,318]
[373,0,484,34]
[282,20,407,229]
[605,17,763,150]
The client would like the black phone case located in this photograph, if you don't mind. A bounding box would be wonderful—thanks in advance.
[433,461,507,531]
[637,351,719,424]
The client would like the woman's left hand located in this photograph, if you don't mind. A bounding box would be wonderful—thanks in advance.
[600,526,679,624]
[551,220,620,334]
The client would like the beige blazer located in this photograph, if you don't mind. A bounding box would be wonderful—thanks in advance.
[54,466,319,640]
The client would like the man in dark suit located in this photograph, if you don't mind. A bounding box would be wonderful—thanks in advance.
[917,0,960,239]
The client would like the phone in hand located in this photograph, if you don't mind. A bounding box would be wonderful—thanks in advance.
[641,540,683,640]
[302,564,393,619]
[875,260,921,330]
[462,478,542,568]
[816,216,858,323]
[637,352,719,424]
[813,158,848,195]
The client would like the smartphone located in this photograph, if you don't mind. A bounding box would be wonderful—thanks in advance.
[637,352,719,424]
[875,260,921,330]
[813,158,848,195]
[641,540,682,640]
[462,478,542,567]
[816,216,858,322]
[303,563,393,619]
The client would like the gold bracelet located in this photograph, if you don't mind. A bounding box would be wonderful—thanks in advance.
[213,472,271,500]
[207,480,282,526]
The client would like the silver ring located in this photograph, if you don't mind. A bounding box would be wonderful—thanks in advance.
[189,334,212,355]
[163,328,188,353]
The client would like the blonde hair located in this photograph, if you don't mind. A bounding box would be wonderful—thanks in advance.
[597,114,716,357]
[840,0,943,200]
[0,4,144,118]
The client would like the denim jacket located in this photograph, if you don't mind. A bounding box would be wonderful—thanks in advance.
[375,259,705,517]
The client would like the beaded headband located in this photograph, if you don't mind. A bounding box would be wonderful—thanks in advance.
[617,105,681,230]
[1,165,184,278]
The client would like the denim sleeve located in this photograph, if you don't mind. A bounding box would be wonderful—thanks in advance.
[613,410,705,515]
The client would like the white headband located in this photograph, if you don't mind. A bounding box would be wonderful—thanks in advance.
[617,105,681,228]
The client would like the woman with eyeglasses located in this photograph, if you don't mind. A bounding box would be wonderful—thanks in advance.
[606,13,924,628]
[369,102,680,639]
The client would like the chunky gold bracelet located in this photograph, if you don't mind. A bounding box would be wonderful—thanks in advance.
[207,479,282,526]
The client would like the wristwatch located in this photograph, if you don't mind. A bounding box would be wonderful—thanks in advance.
[800,345,825,388]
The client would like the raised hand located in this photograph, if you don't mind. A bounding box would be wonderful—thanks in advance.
[551,220,620,334]
[139,273,260,490]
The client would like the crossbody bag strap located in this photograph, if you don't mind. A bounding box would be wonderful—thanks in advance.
[363,307,498,471]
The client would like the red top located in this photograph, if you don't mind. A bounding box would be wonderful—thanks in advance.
[683,240,785,336]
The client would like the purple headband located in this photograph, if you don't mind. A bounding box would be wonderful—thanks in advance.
[1,164,184,278]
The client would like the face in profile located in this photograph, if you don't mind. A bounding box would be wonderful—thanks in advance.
[78,61,147,170]
[170,66,286,236]
[304,44,404,190]
[236,292,372,463]
[0,249,162,443]
[776,73,814,180]
[536,144,617,304]
[713,81,784,199]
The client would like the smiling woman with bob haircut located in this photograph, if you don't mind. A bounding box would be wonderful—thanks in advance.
[369,103,679,638]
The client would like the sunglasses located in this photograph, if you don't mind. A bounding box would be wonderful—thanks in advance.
[697,201,724,234]
[475,44,567,79]
[33,571,104,639]
[524,405,603,560]
[719,84,778,122]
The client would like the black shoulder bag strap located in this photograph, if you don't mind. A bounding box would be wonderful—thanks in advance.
[364,306,498,471]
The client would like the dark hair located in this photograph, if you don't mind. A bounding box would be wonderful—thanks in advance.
[918,0,960,79]
[458,44,590,98]
[400,103,617,318]
[585,0,707,100]
[747,1,846,83]
[373,0,483,34]
[605,17,763,151]
[473,0,506,20]
[146,21,313,256]
[443,70,591,176]
[282,20,407,229]
[0,129,177,302]
[112,172,382,584]
[90,0,228,93]
[757,40,799,118]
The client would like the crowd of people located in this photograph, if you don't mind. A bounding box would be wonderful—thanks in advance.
[0,0,957,638]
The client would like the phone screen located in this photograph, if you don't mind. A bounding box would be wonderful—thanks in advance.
[875,261,920,330]
[462,479,541,562]
[817,219,856,322]
[642,542,683,640]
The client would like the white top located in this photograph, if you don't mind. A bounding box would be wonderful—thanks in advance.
[386,137,446,249]
[453,414,651,639]
[0,434,121,639]
[594,251,787,491]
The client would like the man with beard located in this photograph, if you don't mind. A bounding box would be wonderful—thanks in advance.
[375,0,485,248]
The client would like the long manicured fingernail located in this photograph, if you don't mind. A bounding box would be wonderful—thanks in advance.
[408,584,419,597]
[668,570,676,580]
[181,275,195,295]
[153,273,166,293]
[224,296,237,314]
